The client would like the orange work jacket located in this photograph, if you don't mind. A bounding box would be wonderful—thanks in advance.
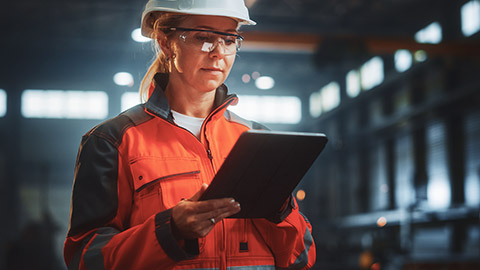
[64,73,316,269]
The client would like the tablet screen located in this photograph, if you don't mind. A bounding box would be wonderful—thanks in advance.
[200,130,328,218]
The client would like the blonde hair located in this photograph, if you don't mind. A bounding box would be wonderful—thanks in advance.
[139,13,188,102]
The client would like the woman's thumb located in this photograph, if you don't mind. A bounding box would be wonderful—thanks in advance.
[190,183,208,201]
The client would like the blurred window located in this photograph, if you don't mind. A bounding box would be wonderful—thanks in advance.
[461,0,480,37]
[346,70,361,98]
[465,112,480,206]
[229,95,301,124]
[395,135,415,208]
[309,82,340,117]
[21,89,108,119]
[426,121,451,209]
[361,57,384,90]
[0,89,6,117]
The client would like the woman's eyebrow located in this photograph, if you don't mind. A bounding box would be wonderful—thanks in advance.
[195,25,238,33]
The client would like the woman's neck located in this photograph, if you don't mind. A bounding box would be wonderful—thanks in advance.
[165,82,216,119]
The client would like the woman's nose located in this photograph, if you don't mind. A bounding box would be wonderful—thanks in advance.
[208,39,228,57]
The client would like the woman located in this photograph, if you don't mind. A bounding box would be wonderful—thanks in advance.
[64,0,316,269]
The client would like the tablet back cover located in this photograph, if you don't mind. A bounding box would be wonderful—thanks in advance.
[200,130,327,218]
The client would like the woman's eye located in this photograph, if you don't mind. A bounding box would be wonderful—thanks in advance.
[224,38,236,45]
[193,33,211,42]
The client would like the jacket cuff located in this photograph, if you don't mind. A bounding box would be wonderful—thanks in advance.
[154,209,199,261]
[267,194,294,224]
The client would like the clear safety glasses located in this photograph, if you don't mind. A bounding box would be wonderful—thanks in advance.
[167,27,244,55]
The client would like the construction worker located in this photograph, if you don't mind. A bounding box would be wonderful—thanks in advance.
[64,0,316,269]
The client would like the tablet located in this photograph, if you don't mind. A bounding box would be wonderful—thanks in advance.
[200,129,328,218]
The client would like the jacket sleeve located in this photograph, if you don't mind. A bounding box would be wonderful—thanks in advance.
[252,197,316,270]
[63,132,197,269]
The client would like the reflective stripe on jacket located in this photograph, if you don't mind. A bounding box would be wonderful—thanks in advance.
[64,73,316,269]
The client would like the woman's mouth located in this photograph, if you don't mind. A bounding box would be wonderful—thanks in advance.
[201,67,223,73]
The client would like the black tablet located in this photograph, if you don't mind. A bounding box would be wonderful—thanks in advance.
[200,130,328,218]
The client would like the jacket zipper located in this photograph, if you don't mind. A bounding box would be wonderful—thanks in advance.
[200,96,236,270]
[149,96,237,270]
[201,96,236,170]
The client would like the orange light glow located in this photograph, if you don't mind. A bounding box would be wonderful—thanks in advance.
[296,190,306,201]
[376,217,387,227]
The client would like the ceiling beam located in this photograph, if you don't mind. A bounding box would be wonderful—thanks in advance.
[242,31,480,56]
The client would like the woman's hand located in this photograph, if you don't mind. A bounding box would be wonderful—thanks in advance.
[171,184,241,239]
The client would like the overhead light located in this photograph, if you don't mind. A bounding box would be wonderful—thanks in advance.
[414,50,428,62]
[131,28,151,43]
[255,76,275,90]
[114,72,134,87]
[394,49,413,72]
[415,22,442,44]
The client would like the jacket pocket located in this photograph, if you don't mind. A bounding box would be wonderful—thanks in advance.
[130,157,202,217]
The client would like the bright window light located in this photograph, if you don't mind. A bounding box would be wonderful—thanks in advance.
[121,92,141,112]
[427,122,451,209]
[309,91,322,118]
[415,22,443,44]
[461,0,480,37]
[320,82,340,112]
[229,95,301,124]
[22,90,108,119]
[255,76,275,90]
[394,49,413,72]
[114,72,134,87]
[0,89,6,117]
[360,56,384,90]
[346,70,361,98]
[428,178,451,209]
[309,82,340,117]
[131,28,152,43]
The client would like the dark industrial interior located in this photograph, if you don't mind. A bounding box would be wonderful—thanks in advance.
[1,0,479,269]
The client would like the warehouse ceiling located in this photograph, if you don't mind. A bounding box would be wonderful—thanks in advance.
[0,0,477,90]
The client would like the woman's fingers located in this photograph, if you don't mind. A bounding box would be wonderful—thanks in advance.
[190,183,209,201]
[171,197,241,239]
[194,198,239,213]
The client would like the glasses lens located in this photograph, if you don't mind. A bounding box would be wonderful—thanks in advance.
[180,30,241,55]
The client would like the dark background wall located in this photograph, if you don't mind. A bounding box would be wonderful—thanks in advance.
[0,0,479,269]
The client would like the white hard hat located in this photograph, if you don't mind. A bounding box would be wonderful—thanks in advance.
[141,0,256,37]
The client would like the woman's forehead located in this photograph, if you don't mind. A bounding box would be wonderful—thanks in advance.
[180,15,239,32]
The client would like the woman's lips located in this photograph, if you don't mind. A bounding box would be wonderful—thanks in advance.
[202,67,222,71]
[201,67,223,75]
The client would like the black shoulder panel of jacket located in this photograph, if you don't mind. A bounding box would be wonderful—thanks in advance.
[223,110,270,131]
[68,104,153,236]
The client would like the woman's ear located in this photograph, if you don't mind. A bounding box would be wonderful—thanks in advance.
[157,33,173,59]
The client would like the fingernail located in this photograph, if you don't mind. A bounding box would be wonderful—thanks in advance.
[235,202,241,208]
[230,199,236,203]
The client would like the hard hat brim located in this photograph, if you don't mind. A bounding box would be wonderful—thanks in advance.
[141,7,256,38]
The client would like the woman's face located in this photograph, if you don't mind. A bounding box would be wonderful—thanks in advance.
[166,15,239,93]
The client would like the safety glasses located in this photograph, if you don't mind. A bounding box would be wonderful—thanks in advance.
[167,27,244,55]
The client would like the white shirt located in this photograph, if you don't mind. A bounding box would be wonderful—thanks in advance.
[171,110,205,138]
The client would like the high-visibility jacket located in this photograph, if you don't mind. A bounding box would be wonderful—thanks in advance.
[64,73,316,270]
